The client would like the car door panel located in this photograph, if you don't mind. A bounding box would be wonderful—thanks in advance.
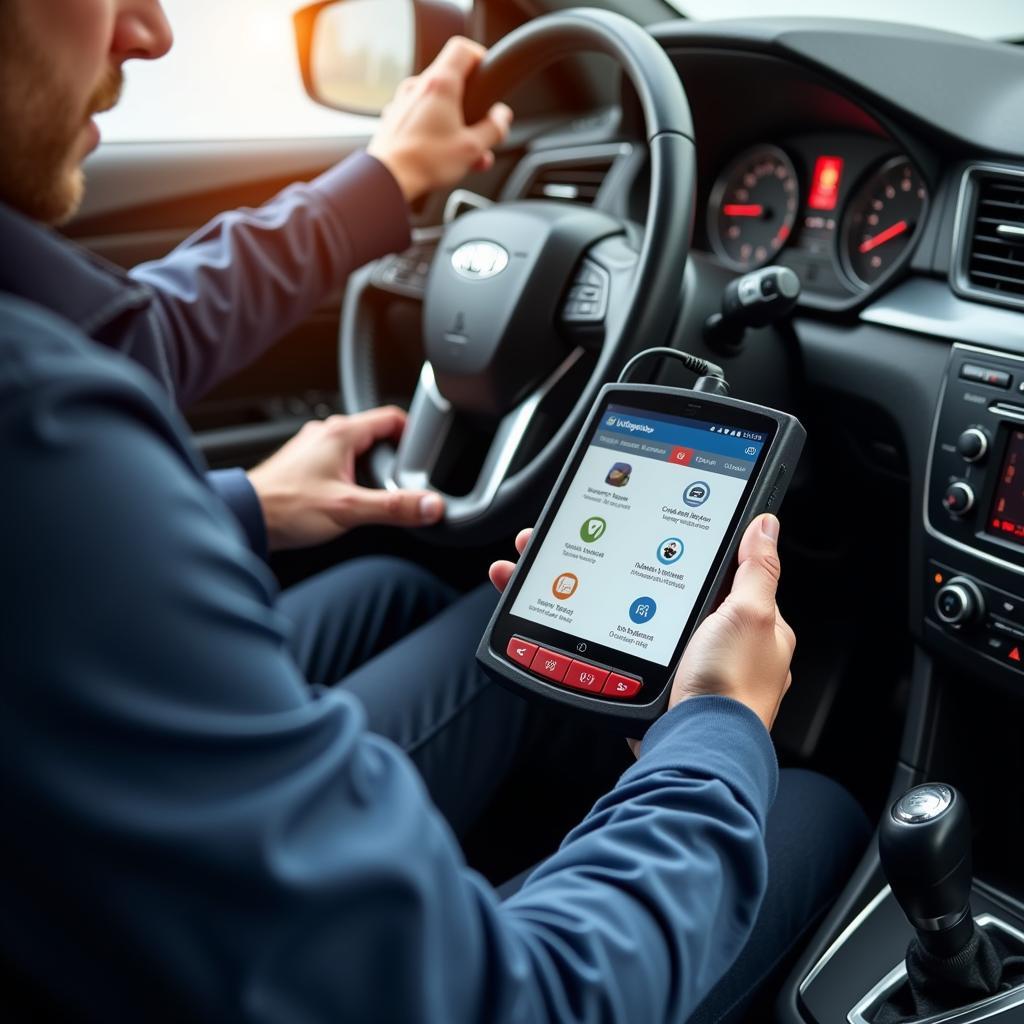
[64,137,368,467]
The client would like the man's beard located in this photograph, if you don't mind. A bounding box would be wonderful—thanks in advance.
[0,16,122,226]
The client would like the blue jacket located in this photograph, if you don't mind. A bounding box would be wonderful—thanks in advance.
[0,152,777,1022]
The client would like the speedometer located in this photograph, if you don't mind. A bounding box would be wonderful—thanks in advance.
[708,145,799,271]
[840,156,928,288]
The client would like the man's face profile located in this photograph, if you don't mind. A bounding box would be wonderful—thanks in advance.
[0,0,170,225]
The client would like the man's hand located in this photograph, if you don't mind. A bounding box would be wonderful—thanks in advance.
[489,514,795,732]
[247,407,444,551]
[368,37,513,202]
[669,514,794,731]
[488,527,532,592]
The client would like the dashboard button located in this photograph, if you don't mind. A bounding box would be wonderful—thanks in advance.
[943,481,975,516]
[984,369,1012,389]
[603,673,643,699]
[983,634,1008,657]
[989,617,1024,641]
[564,660,609,692]
[956,428,989,463]
[506,637,538,669]
[530,648,572,683]
[959,364,1011,388]
[934,577,984,627]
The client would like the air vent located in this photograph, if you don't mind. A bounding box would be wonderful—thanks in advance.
[523,158,614,205]
[956,167,1024,308]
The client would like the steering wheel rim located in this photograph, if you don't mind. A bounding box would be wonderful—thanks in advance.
[341,7,696,542]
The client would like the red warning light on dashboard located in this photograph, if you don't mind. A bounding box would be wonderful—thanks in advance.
[808,155,844,211]
[1010,646,1021,663]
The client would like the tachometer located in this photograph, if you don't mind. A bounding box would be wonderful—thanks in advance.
[708,145,799,271]
[840,156,928,288]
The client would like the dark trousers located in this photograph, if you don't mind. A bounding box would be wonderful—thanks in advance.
[279,556,871,1023]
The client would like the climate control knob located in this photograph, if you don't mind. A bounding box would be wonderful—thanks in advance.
[956,428,989,463]
[943,481,975,517]
[935,577,985,627]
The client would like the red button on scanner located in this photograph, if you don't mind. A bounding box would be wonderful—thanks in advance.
[564,660,610,692]
[602,673,643,699]
[506,637,538,668]
[531,648,572,683]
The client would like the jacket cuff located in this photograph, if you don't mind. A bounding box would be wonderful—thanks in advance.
[311,151,412,267]
[632,695,779,830]
[206,468,268,561]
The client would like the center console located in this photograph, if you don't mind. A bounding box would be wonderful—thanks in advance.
[776,342,1024,1023]
[922,344,1024,691]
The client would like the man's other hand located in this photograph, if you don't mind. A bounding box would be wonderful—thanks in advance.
[489,515,795,733]
[247,407,444,551]
[368,37,513,202]
[488,527,532,592]
[670,514,795,731]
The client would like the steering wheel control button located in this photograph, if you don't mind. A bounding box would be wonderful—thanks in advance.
[943,481,975,517]
[372,242,438,297]
[506,637,538,669]
[564,661,610,693]
[530,648,572,683]
[956,428,989,463]
[935,577,984,627]
[893,783,954,824]
[562,260,609,325]
[602,673,643,699]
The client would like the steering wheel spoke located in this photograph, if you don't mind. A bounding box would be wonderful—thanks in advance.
[391,350,585,525]
[389,363,456,491]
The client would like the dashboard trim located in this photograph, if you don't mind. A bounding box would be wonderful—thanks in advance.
[860,278,1024,355]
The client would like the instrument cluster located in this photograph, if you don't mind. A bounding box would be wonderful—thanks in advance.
[704,134,929,308]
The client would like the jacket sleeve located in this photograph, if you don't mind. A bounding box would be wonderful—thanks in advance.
[1,307,776,1024]
[206,466,268,559]
[129,151,411,408]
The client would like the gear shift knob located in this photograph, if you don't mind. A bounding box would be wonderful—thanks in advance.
[878,783,975,957]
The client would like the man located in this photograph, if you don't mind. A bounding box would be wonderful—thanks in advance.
[0,1,869,1020]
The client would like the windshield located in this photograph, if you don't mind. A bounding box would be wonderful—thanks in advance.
[665,0,1024,41]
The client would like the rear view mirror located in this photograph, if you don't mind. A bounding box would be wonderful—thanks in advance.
[294,0,468,116]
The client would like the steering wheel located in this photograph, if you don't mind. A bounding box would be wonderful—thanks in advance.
[342,8,695,542]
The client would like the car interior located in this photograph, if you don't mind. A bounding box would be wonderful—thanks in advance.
[65,0,1024,1019]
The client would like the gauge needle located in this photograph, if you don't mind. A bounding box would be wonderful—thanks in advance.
[859,219,909,254]
[723,204,765,217]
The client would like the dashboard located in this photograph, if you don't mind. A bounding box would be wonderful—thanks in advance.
[703,135,927,305]
[502,18,1024,700]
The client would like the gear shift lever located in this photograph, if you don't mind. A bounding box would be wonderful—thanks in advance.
[872,783,1024,1022]
[878,783,975,958]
